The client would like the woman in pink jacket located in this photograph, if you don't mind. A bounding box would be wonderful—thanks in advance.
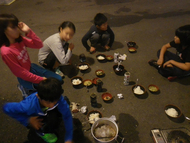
[0,13,63,98]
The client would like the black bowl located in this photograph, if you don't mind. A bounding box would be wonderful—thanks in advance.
[113,64,125,75]
[96,54,106,62]
[87,110,103,125]
[78,62,90,72]
[132,84,146,96]
[70,76,83,88]
[127,41,136,47]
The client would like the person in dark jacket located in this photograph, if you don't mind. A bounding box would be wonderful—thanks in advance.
[148,25,190,81]
[82,13,115,53]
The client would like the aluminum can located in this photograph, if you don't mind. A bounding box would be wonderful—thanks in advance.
[124,72,130,85]
[114,52,119,63]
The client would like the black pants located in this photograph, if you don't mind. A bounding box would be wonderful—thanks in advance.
[38,108,62,134]
[90,32,110,48]
[157,49,190,77]
[42,43,69,71]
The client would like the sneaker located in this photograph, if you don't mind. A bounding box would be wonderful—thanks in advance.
[37,133,58,143]
[17,84,28,99]
[167,76,177,81]
[55,68,64,78]
[148,59,160,69]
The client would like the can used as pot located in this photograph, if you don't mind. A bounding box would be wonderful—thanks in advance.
[91,118,118,143]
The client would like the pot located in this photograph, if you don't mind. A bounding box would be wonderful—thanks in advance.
[91,118,124,143]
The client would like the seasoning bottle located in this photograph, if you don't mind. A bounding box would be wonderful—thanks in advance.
[90,93,97,107]
[124,72,130,85]
[96,79,103,92]
[114,52,119,63]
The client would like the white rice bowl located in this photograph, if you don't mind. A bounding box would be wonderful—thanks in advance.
[165,108,179,117]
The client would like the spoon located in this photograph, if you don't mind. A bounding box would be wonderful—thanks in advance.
[135,78,138,88]
[116,60,122,71]
[185,116,190,120]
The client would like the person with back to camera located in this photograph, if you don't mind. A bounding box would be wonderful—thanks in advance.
[82,13,115,54]
[0,13,63,99]
[148,25,190,81]
[3,77,73,143]
[38,21,75,77]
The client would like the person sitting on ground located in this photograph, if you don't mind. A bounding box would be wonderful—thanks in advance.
[0,13,63,98]
[3,77,73,143]
[148,25,190,81]
[38,21,76,77]
[82,13,115,53]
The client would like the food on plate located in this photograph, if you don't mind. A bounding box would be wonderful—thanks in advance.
[149,86,158,92]
[79,65,88,70]
[165,108,178,117]
[72,79,82,85]
[97,56,105,60]
[89,113,100,124]
[96,70,104,76]
[84,80,92,86]
[134,86,144,94]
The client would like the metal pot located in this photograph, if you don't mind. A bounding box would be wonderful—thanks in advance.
[91,118,120,143]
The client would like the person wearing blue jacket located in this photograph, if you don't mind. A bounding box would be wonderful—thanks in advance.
[3,77,73,143]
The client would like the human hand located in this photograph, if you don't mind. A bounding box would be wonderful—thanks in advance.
[43,77,47,80]
[29,116,43,130]
[163,60,173,68]
[65,141,73,143]
[90,47,96,52]
[18,22,30,34]
[157,58,163,66]
[69,43,74,51]
[105,45,110,50]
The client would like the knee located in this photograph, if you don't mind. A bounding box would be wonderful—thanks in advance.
[102,33,110,40]
[90,33,100,43]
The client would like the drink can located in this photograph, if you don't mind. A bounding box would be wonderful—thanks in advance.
[124,72,130,85]
[114,52,119,63]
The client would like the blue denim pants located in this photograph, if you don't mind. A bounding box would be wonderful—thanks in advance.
[17,63,63,90]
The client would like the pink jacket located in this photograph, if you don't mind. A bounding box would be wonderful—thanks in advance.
[1,30,44,84]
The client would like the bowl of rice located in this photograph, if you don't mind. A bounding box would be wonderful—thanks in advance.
[70,76,83,88]
[164,104,182,119]
[132,84,146,96]
[96,54,106,62]
[87,110,103,125]
[78,62,90,72]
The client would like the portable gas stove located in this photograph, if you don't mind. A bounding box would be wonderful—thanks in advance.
[151,127,190,143]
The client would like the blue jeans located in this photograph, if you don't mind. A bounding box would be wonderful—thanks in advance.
[17,63,63,90]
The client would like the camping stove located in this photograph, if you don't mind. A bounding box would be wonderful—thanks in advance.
[151,127,190,143]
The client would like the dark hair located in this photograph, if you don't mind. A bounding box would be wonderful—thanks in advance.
[58,21,76,33]
[0,13,22,47]
[94,13,107,26]
[175,25,190,46]
[37,77,64,102]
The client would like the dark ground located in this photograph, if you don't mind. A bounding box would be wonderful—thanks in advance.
[0,0,190,143]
